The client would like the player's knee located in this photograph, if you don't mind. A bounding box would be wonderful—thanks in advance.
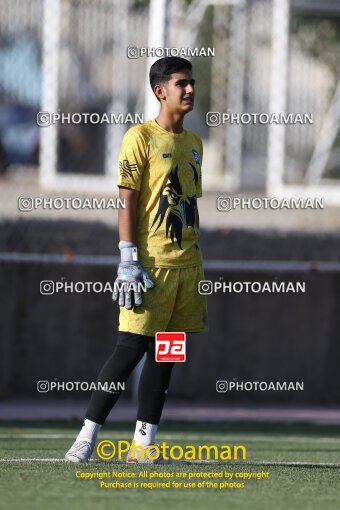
[117,331,150,353]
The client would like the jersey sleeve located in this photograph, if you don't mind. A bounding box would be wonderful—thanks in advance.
[196,138,203,198]
[117,128,147,191]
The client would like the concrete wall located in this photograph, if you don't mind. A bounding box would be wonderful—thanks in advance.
[1,219,340,404]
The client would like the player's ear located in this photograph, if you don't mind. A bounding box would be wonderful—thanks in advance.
[154,83,166,101]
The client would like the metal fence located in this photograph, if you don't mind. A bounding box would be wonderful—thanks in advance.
[0,0,339,254]
[0,0,339,403]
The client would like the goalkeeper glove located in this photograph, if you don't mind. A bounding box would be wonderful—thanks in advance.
[112,241,155,310]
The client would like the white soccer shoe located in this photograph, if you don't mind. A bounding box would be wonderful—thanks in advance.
[126,444,169,464]
[65,440,95,463]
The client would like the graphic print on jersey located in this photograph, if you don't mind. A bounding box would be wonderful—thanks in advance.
[151,163,199,249]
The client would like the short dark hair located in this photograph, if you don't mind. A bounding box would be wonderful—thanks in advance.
[149,57,192,94]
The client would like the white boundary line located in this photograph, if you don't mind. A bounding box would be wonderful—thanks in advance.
[0,458,67,462]
[0,458,339,468]
[1,252,340,273]
[1,433,340,443]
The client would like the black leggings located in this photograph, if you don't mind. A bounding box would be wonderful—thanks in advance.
[85,332,174,425]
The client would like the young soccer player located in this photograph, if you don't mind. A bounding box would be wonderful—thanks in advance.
[65,57,208,463]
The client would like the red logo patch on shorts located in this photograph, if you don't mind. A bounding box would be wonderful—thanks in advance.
[155,332,186,362]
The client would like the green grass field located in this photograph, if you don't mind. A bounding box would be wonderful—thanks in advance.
[1,420,339,510]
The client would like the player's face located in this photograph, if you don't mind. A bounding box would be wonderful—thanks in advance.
[162,71,195,113]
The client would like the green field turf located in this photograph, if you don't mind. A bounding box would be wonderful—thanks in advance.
[0,421,339,510]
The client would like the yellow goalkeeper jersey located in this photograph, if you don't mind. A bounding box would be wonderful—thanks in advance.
[117,119,203,268]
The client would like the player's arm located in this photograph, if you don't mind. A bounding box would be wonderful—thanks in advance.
[118,186,139,243]
[112,187,154,310]
[112,129,154,309]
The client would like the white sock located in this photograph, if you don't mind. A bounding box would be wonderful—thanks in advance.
[133,420,158,447]
[76,419,101,443]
